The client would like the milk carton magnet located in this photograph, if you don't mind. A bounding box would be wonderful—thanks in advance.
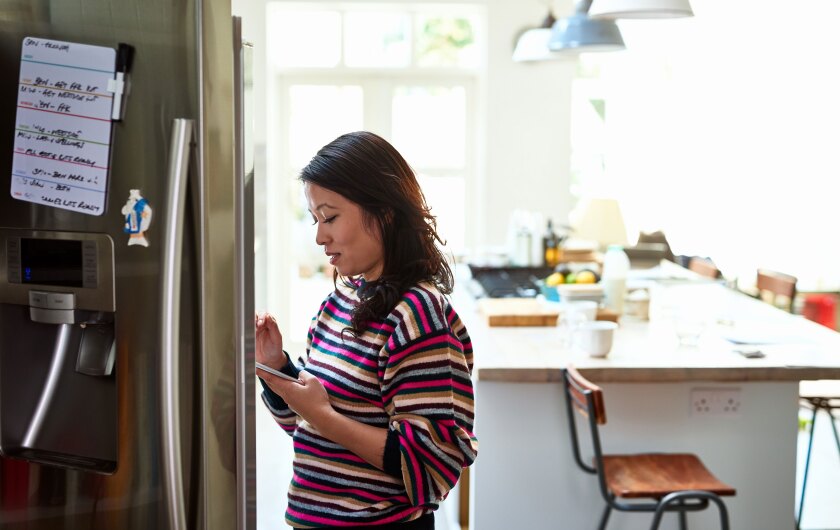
[122,189,153,247]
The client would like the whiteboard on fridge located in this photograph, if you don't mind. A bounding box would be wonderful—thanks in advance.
[10,37,115,216]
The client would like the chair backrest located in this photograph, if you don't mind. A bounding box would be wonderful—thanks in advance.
[688,257,721,279]
[562,365,606,477]
[756,269,797,312]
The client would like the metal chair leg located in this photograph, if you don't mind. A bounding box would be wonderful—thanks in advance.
[797,405,819,530]
[650,491,730,530]
[678,499,688,530]
[827,408,840,456]
[598,503,612,530]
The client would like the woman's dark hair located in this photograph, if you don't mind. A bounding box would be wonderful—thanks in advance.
[299,131,453,335]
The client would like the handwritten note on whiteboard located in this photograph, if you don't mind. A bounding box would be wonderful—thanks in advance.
[10,37,115,216]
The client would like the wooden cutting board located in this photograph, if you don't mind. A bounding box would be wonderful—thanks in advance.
[477,298,620,327]
[477,298,560,327]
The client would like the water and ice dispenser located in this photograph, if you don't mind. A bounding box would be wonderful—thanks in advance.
[0,228,117,473]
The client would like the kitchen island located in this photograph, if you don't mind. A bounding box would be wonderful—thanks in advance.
[459,266,840,530]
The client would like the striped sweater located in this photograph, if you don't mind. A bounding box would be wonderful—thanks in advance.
[261,281,478,528]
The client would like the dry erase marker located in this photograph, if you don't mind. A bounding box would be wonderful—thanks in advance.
[255,362,300,382]
[111,43,134,121]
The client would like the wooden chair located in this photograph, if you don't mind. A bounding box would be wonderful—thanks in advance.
[688,257,721,280]
[562,365,735,529]
[756,269,797,312]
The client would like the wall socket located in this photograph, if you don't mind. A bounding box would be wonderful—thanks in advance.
[690,388,742,416]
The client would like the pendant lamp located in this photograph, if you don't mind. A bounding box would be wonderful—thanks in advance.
[589,0,693,19]
[548,0,625,54]
[513,12,565,62]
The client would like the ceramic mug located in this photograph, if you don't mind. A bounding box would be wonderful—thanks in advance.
[575,320,618,358]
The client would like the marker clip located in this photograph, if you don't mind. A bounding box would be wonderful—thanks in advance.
[108,43,135,122]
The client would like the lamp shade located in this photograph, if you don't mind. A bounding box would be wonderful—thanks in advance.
[513,28,553,62]
[589,0,693,18]
[569,197,629,248]
[548,14,625,53]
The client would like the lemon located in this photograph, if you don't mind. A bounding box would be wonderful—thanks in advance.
[565,273,577,284]
[545,272,564,287]
[576,270,597,284]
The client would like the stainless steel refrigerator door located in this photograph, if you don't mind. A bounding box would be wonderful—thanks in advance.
[0,0,240,528]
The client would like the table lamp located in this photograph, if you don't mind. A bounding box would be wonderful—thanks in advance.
[568,197,629,249]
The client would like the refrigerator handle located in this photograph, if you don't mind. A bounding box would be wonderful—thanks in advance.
[160,118,194,530]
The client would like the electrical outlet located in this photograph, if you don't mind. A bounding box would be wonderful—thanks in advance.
[690,388,741,416]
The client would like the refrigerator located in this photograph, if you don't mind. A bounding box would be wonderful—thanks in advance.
[0,1,256,529]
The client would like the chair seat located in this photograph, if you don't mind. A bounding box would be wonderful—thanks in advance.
[601,453,736,499]
[800,380,840,402]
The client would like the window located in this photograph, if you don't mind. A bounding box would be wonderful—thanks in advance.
[570,0,840,290]
[265,3,484,344]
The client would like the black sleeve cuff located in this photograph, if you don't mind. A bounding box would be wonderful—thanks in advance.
[259,377,287,409]
[281,350,301,378]
[383,427,402,478]
[258,350,299,409]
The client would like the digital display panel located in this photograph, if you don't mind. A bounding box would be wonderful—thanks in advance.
[20,238,84,287]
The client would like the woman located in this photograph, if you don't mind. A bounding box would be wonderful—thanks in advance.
[256,131,478,529]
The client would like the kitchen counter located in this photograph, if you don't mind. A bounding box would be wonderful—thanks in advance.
[459,263,840,530]
[456,264,840,384]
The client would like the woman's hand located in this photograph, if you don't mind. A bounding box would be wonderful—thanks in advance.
[255,311,286,370]
[261,371,335,430]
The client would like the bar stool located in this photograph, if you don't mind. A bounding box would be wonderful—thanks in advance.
[796,380,840,530]
[562,365,736,529]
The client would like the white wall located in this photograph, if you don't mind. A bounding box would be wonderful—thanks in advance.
[480,0,575,249]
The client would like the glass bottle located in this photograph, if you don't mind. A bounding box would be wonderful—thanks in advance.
[602,244,630,314]
[542,219,562,268]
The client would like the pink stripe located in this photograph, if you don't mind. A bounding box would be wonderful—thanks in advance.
[451,380,473,395]
[446,310,457,326]
[293,440,366,463]
[287,505,419,526]
[402,424,426,505]
[312,337,377,367]
[408,433,458,485]
[383,379,450,403]
[280,423,296,435]
[293,475,386,502]
[322,379,382,406]
[388,334,454,365]
[317,324,385,360]
[324,299,353,320]
[367,318,395,334]
[405,293,431,334]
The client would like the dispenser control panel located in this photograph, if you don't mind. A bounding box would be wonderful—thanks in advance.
[0,229,114,312]
[7,237,98,289]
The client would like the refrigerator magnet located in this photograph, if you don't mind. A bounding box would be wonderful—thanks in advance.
[121,189,152,247]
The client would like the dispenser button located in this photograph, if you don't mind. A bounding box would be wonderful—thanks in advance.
[29,290,50,307]
[46,292,76,310]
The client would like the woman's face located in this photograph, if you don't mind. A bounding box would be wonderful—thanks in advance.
[304,182,384,281]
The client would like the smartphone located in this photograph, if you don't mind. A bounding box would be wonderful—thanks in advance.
[255,362,300,382]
